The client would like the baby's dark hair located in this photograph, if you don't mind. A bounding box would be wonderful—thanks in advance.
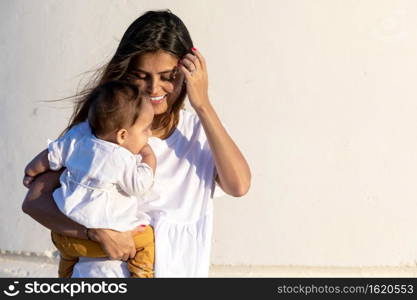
[87,80,144,137]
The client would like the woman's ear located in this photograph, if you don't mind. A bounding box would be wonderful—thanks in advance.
[116,128,128,145]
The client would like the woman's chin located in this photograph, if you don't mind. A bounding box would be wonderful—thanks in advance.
[151,99,172,115]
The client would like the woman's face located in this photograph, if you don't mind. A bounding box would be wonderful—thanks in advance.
[128,50,184,116]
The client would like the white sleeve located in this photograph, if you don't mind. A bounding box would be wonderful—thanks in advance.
[116,152,154,198]
[47,139,64,170]
[47,122,91,170]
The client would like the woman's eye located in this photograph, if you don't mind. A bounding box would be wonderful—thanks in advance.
[129,72,175,82]
[162,74,175,82]
[129,73,147,80]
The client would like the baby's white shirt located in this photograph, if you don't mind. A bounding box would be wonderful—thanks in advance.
[48,122,153,231]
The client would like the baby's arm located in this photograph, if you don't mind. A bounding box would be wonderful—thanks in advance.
[138,144,156,174]
[23,149,50,188]
[117,144,156,198]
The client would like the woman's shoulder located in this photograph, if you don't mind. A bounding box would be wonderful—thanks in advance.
[179,109,201,130]
[177,109,208,143]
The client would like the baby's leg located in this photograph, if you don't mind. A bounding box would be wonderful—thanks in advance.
[56,252,78,278]
[127,225,155,278]
[51,231,107,278]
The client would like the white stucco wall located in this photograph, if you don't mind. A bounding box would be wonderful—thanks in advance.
[2,0,417,268]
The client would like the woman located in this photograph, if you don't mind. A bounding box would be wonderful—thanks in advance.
[22,10,251,277]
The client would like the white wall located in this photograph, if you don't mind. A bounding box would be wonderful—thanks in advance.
[2,0,417,267]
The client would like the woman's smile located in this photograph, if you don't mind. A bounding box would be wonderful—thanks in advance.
[150,94,167,104]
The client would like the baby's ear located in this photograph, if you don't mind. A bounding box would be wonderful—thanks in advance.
[116,128,128,145]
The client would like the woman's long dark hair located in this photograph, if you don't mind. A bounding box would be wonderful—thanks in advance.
[65,10,193,135]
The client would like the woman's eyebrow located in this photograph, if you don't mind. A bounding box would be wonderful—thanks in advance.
[133,68,176,74]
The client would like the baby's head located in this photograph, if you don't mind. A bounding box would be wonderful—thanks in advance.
[87,80,153,154]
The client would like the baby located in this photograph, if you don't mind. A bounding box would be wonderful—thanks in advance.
[24,80,156,278]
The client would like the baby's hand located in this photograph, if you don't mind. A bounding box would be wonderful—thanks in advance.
[139,144,153,156]
[22,174,35,188]
[138,144,156,173]
[22,149,51,188]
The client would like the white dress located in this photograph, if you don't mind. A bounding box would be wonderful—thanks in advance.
[48,123,154,231]
[71,109,225,278]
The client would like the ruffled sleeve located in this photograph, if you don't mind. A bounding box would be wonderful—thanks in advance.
[114,150,154,198]
[47,139,63,170]
[47,121,91,170]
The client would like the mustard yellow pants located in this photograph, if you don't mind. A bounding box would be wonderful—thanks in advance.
[51,225,154,278]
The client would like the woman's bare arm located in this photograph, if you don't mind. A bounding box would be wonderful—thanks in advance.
[195,103,251,197]
[180,48,251,197]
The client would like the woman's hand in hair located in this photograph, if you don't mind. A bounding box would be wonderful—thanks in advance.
[88,226,146,261]
[178,48,210,110]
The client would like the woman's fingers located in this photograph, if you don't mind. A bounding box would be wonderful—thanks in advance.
[179,48,206,80]
[178,47,210,109]
[109,249,131,261]
[109,251,121,260]
[179,64,192,81]
[92,226,145,261]
[129,225,145,258]
[131,225,146,234]
[181,57,197,73]
[129,247,136,259]
[121,253,129,262]
[94,228,137,261]
[191,48,206,70]
[183,53,201,71]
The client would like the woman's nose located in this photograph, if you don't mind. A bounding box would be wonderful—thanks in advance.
[147,78,160,95]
